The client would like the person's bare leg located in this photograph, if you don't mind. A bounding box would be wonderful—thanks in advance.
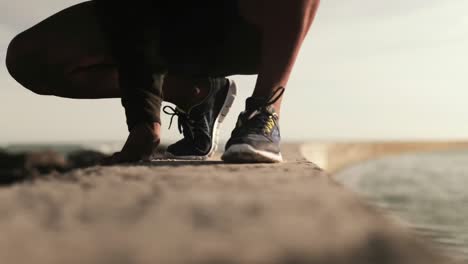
[5,1,208,107]
[5,1,120,98]
[221,0,320,163]
[237,0,320,114]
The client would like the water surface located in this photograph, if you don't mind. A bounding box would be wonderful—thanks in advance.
[334,150,468,262]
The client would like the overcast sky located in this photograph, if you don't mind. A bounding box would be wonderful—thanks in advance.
[1,0,468,144]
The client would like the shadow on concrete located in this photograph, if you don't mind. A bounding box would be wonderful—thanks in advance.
[0,149,109,186]
[0,148,231,186]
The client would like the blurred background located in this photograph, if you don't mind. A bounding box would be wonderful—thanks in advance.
[1,0,468,261]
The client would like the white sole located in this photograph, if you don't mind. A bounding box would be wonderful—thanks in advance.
[164,80,237,160]
[221,144,283,163]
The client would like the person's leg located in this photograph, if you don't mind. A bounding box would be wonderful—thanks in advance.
[5,1,120,99]
[237,0,320,114]
[5,1,238,162]
[5,1,209,106]
[221,0,320,163]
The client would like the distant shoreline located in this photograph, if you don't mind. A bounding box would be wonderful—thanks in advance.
[301,141,468,173]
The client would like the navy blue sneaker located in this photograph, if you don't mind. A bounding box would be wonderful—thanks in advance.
[221,87,285,163]
[164,78,236,160]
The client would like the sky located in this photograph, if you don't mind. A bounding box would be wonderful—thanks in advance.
[1,0,468,144]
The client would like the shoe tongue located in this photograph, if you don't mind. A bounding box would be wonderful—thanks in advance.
[246,97,266,111]
[245,97,275,115]
[188,77,227,115]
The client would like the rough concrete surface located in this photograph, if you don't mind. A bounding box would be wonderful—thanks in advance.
[0,144,449,264]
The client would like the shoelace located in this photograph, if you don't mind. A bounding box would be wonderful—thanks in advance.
[244,114,277,135]
[245,86,285,128]
[163,105,211,141]
[163,81,218,142]
[163,106,196,140]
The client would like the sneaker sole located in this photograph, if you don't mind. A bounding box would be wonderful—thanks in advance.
[164,80,237,160]
[221,144,283,163]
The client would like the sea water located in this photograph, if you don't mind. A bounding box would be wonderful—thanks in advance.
[334,150,468,262]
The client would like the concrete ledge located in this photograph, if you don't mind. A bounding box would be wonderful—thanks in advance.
[0,144,450,263]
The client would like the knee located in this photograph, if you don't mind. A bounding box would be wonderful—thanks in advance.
[303,0,320,25]
[292,0,321,21]
[5,35,21,80]
[308,0,320,6]
[307,0,320,14]
[239,0,318,30]
[5,34,51,95]
[285,0,320,34]
[275,0,319,19]
[297,0,320,8]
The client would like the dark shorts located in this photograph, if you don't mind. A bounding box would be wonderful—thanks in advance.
[158,1,262,77]
[95,0,261,77]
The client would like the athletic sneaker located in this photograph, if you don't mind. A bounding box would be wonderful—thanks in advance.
[221,87,285,163]
[164,78,236,160]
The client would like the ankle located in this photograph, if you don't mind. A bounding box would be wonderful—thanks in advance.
[249,86,284,116]
[272,102,281,117]
[178,83,209,110]
[163,77,211,110]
